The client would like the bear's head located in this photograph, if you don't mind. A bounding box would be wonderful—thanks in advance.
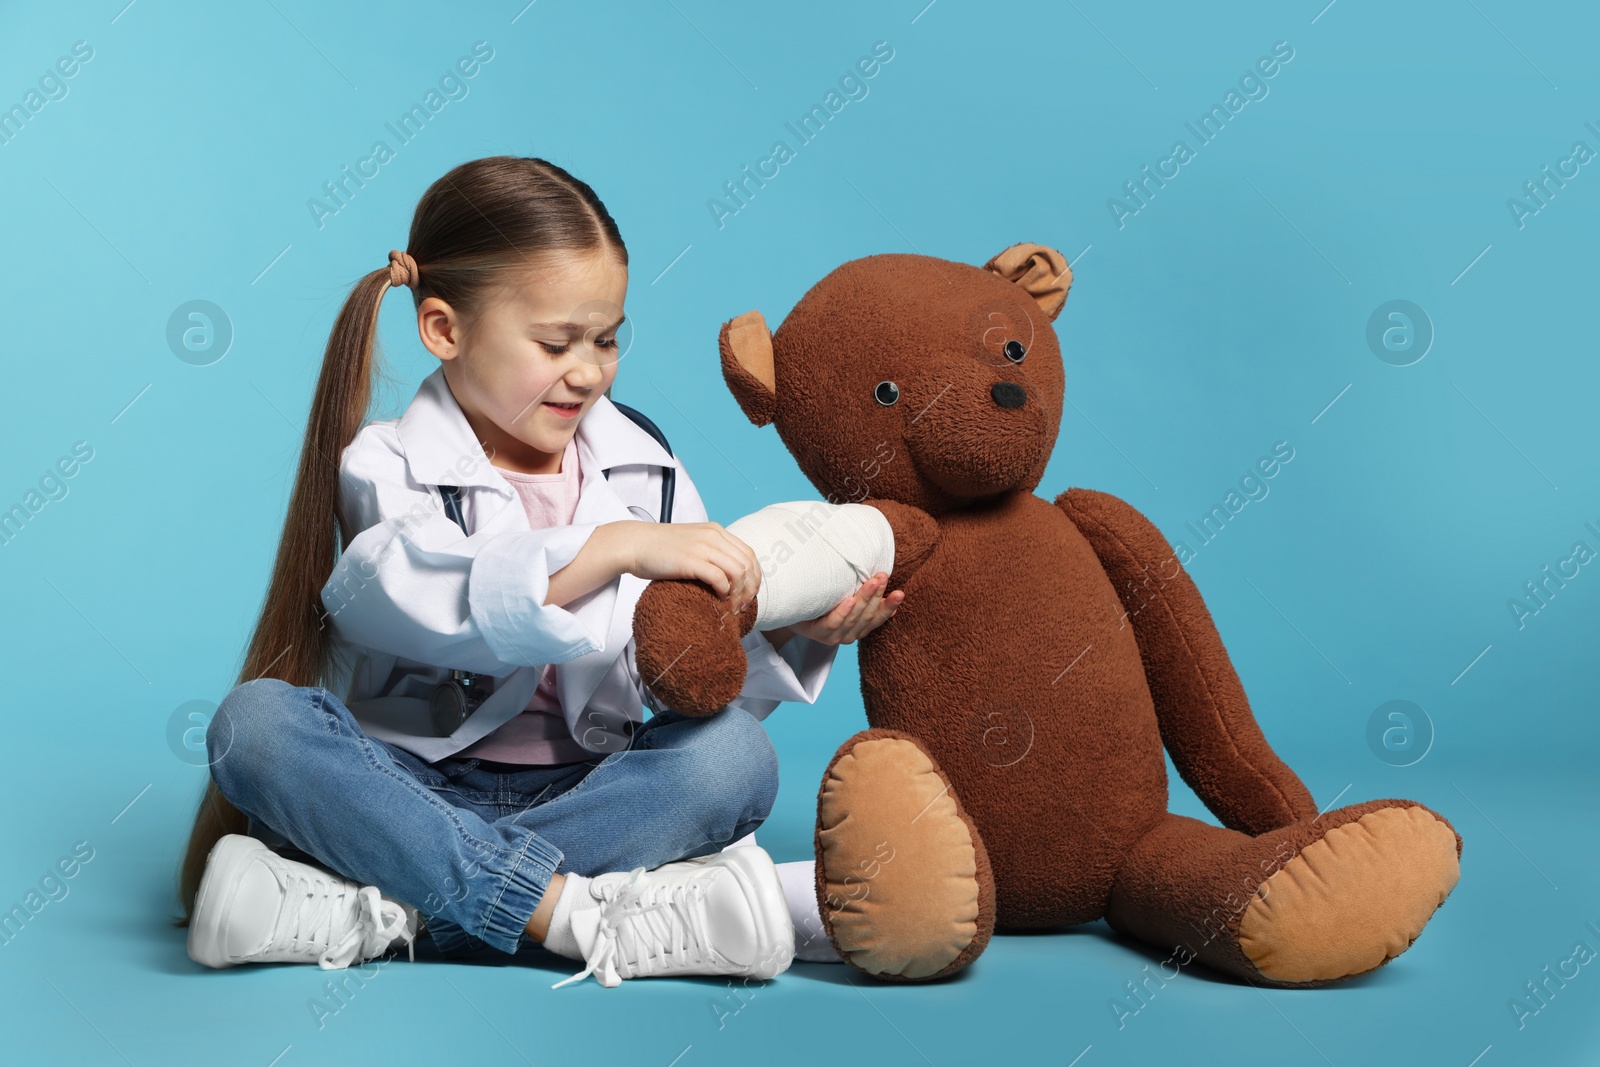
[719,243,1072,515]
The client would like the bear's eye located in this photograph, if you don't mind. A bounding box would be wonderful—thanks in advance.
[1003,340,1027,363]
[873,381,900,406]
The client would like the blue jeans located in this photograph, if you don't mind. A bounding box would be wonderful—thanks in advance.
[206,678,780,958]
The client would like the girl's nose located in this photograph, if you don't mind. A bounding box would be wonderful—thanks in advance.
[568,351,606,387]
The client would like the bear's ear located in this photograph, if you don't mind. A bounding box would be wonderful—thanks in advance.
[719,310,777,426]
[984,243,1072,320]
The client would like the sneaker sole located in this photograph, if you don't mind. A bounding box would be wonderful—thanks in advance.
[186,834,264,969]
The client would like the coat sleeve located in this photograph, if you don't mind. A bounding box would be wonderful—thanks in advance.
[319,423,608,676]
[666,454,839,722]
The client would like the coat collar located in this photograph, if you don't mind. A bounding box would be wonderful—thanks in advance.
[396,366,675,489]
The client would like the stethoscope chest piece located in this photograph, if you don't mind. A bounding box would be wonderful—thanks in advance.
[430,670,491,737]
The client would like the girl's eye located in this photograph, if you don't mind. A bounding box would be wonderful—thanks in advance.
[539,338,618,354]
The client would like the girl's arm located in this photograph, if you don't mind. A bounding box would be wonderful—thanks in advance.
[544,518,763,611]
[322,423,610,674]
[326,424,764,676]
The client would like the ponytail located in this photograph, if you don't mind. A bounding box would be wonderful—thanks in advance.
[172,259,398,924]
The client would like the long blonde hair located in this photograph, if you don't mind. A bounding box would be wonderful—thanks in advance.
[173,155,628,924]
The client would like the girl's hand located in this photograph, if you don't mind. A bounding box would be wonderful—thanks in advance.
[766,572,903,648]
[621,521,762,614]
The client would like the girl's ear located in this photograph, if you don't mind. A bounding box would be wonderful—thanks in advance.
[984,242,1072,320]
[719,310,777,426]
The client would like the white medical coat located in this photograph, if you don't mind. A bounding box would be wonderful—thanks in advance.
[318,366,837,764]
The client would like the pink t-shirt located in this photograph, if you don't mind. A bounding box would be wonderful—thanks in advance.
[455,437,590,766]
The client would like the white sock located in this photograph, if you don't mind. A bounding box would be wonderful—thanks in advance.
[776,860,841,963]
[539,873,594,961]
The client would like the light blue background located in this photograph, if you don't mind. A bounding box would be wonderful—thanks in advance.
[1,0,1595,1064]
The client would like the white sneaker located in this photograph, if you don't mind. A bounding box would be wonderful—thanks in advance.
[552,846,795,989]
[188,834,418,970]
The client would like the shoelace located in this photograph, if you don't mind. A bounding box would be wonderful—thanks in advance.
[274,863,415,970]
[551,867,716,989]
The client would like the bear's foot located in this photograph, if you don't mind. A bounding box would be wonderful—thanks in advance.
[1107,800,1461,988]
[1237,802,1461,984]
[815,730,995,981]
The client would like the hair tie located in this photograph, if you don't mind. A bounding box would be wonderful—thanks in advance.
[387,249,419,288]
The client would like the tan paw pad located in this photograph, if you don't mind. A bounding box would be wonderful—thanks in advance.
[1238,805,1461,983]
[817,738,982,980]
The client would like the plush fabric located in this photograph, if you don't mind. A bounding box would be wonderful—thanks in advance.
[633,580,755,715]
[632,244,1463,986]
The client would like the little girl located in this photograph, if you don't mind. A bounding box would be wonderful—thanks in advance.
[174,156,901,988]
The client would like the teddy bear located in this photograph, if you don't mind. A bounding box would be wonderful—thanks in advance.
[633,243,1463,987]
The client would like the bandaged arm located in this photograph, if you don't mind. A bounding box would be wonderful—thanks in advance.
[725,502,896,629]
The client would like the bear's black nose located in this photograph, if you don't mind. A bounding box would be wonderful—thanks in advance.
[991,381,1026,409]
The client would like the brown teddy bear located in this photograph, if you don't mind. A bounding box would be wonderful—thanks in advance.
[633,243,1462,987]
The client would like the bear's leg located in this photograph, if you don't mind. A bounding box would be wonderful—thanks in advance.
[1106,800,1461,987]
[814,729,996,982]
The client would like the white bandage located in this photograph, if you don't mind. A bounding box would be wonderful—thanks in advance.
[725,501,896,630]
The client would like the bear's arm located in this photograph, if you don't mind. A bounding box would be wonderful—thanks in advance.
[863,499,940,593]
[1056,487,1319,835]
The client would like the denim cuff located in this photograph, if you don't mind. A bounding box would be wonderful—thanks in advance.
[423,918,491,959]
[475,828,565,955]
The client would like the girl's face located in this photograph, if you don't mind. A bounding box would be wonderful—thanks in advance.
[421,249,628,475]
